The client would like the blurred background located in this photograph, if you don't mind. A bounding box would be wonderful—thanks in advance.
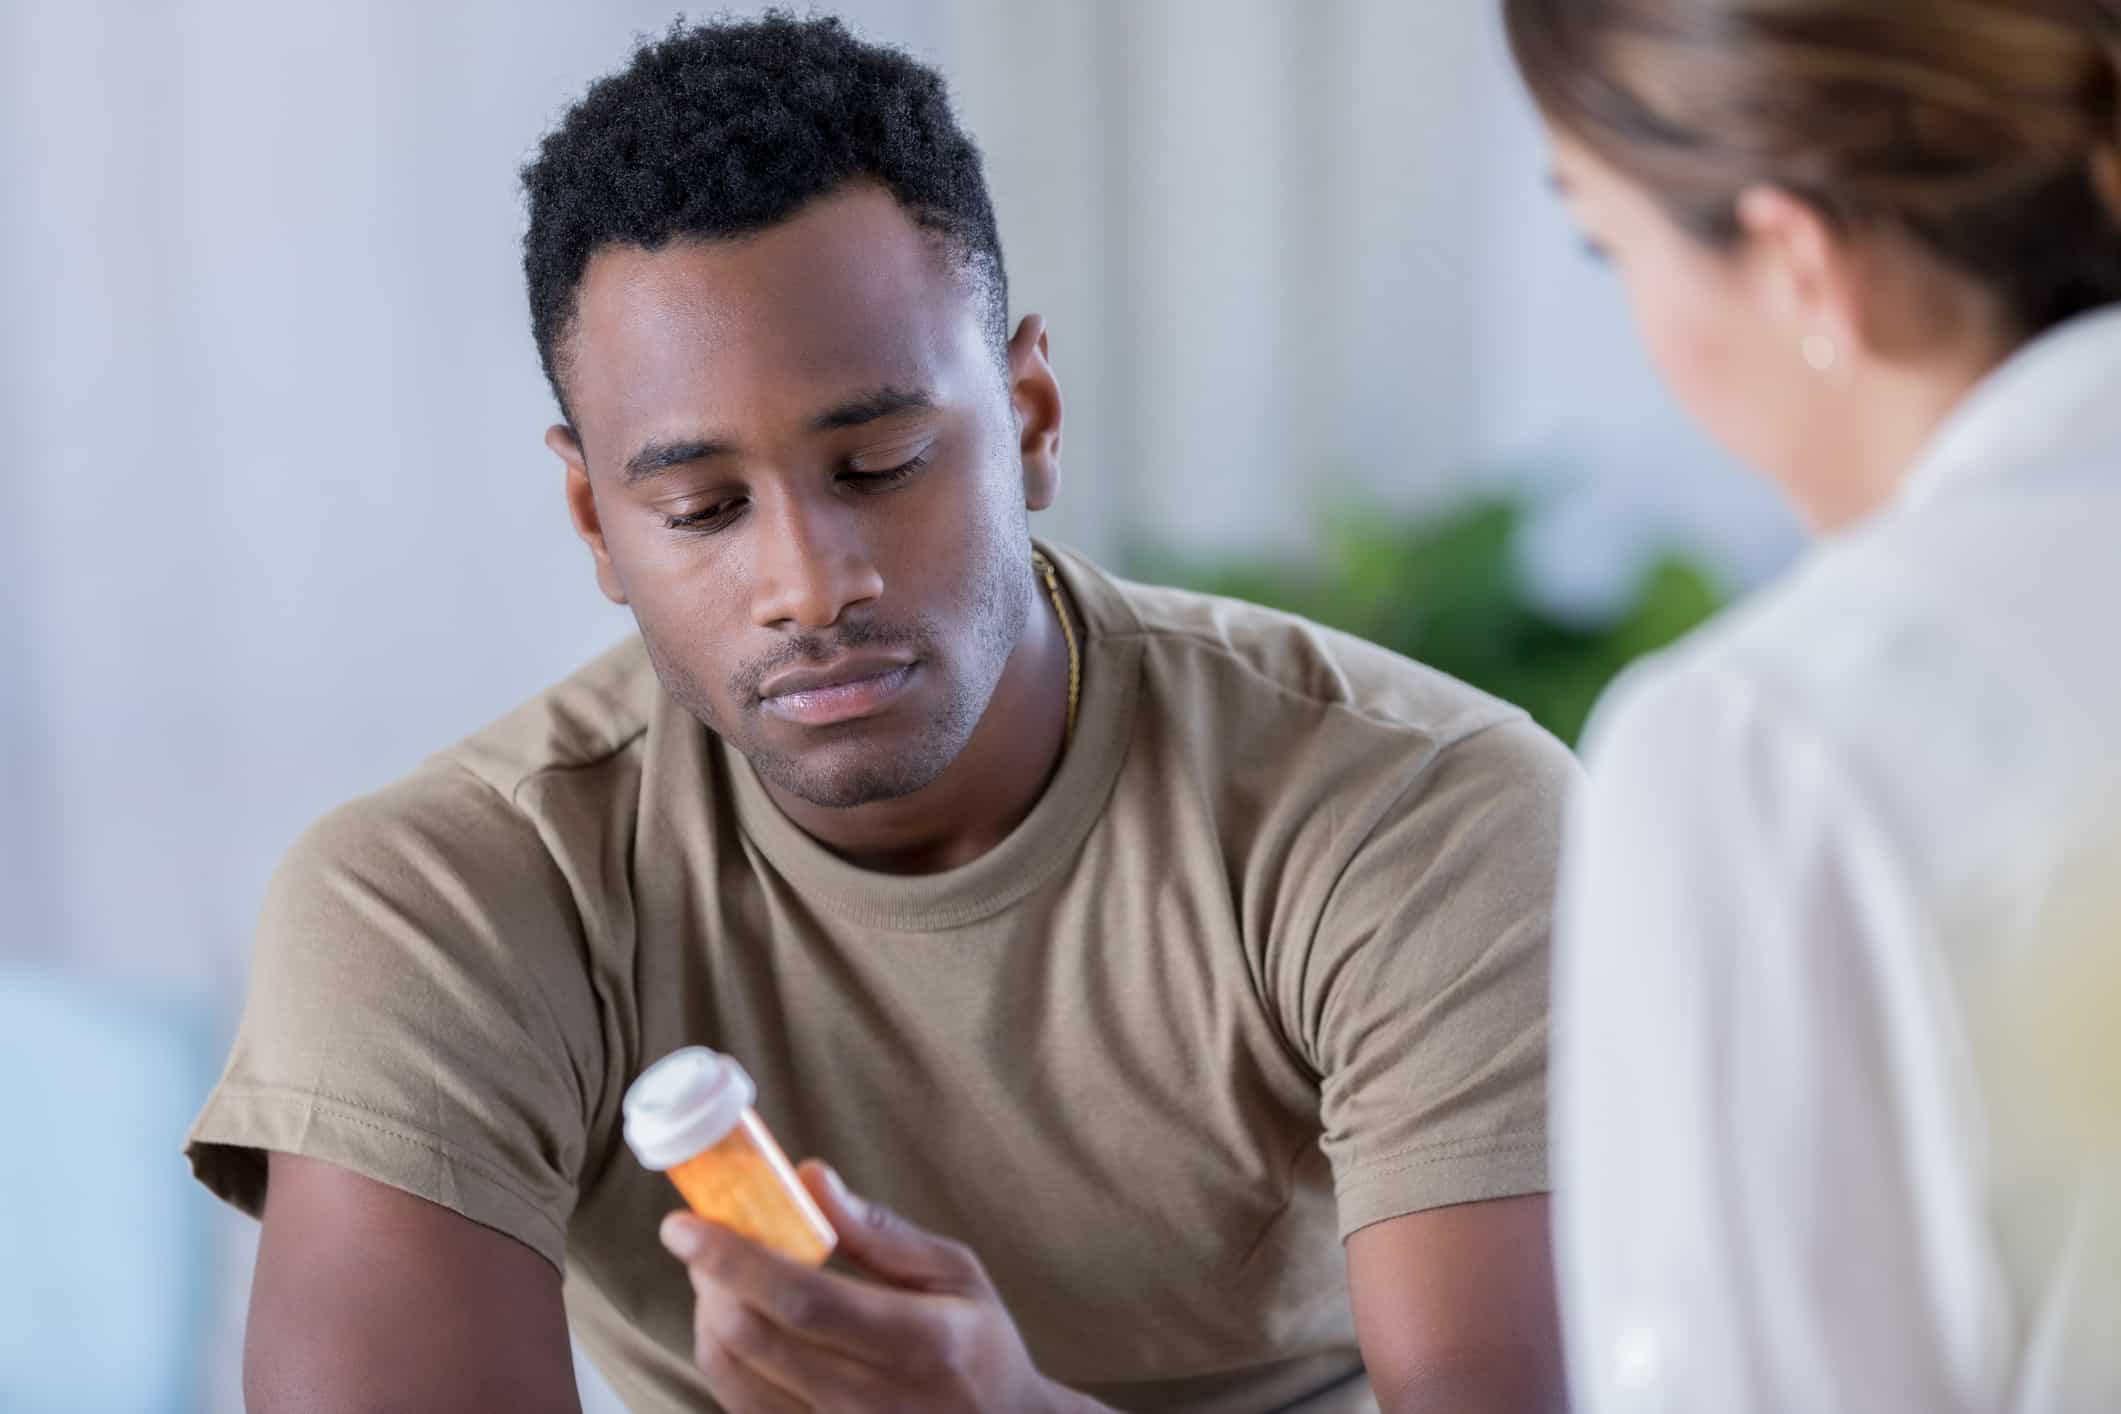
[0,1,1803,1409]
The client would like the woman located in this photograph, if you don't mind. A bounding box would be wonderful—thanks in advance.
[1503,2,2121,1410]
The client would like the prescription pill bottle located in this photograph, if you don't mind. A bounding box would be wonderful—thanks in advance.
[623,1046,837,1267]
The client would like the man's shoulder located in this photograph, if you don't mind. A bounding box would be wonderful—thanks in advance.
[1072,552,1539,753]
[437,635,664,805]
[288,636,666,888]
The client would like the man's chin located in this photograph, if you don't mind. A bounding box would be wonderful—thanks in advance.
[742,737,952,810]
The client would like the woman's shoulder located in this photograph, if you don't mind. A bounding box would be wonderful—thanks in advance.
[1584,511,2115,922]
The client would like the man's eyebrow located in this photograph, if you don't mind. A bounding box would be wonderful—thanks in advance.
[619,388,934,481]
[625,437,733,483]
[811,386,938,432]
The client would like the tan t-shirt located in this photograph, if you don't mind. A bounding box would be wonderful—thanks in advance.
[187,545,1575,1414]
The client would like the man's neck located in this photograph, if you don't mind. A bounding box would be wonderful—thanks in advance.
[758,581,1074,875]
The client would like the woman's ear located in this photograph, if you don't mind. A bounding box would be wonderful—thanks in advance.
[1007,314,1064,512]
[548,424,629,606]
[1735,185,1864,370]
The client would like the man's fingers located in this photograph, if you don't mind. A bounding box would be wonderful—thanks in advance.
[798,1161,987,1293]
[689,1317,811,1414]
[694,1283,888,1409]
[660,1209,933,1361]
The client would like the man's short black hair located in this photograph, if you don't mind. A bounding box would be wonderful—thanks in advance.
[521,12,1009,422]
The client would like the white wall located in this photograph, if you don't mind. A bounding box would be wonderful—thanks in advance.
[1,2,1800,1409]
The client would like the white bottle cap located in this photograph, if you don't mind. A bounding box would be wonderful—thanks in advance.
[623,1046,757,1172]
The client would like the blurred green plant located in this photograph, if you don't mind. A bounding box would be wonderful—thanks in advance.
[1128,496,1726,747]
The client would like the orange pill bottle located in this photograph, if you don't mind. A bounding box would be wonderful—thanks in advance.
[623,1047,837,1267]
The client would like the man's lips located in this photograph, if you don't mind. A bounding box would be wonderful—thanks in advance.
[756,653,919,727]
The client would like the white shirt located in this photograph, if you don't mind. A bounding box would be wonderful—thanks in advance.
[1557,308,2121,1414]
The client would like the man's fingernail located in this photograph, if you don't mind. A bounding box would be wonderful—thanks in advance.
[823,1165,862,1213]
[660,1215,702,1259]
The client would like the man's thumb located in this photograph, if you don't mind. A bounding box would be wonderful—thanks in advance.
[799,1160,983,1292]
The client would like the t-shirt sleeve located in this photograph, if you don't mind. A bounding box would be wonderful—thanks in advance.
[184,766,605,1272]
[1301,717,1576,1238]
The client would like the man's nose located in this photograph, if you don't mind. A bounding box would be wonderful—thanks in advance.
[749,495,884,631]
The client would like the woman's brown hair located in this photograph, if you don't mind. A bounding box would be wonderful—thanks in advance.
[1504,0,2121,336]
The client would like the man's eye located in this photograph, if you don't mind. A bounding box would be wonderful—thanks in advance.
[662,498,746,532]
[839,453,931,493]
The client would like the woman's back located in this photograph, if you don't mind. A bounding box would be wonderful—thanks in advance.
[1558,307,2121,1412]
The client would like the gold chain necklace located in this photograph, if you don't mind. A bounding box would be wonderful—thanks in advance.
[1032,550,1081,744]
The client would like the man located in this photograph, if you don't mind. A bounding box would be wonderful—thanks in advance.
[187,15,1574,1412]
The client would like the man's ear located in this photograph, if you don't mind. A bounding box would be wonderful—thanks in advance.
[547,424,628,606]
[1007,315,1063,512]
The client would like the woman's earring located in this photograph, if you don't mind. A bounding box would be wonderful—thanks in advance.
[1802,333,1840,374]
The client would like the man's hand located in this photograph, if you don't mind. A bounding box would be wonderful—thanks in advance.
[661,1160,1108,1414]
